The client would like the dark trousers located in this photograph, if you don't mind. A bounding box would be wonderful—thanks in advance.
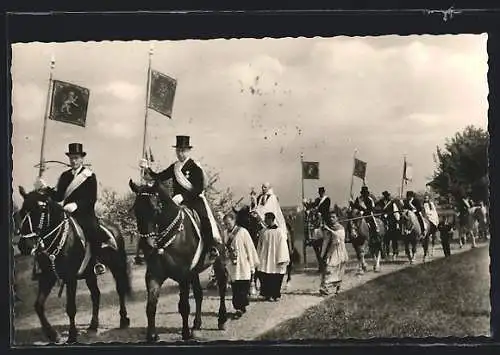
[75,214,105,260]
[259,272,285,299]
[185,198,216,246]
[440,232,452,257]
[231,280,251,311]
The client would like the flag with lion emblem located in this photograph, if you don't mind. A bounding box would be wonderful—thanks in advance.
[148,69,177,118]
[302,161,319,180]
[49,80,90,127]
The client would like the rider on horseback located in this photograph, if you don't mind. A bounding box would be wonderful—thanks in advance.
[313,187,331,225]
[352,186,380,236]
[404,191,426,234]
[36,143,106,275]
[144,135,222,262]
[378,191,400,230]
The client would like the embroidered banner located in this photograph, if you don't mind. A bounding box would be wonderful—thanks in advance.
[353,158,367,180]
[302,161,319,180]
[50,80,90,127]
[149,69,177,118]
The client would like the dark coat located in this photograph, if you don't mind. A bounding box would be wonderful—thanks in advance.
[313,196,331,222]
[404,197,423,212]
[53,167,98,220]
[353,195,376,214]
[152,158,206,203]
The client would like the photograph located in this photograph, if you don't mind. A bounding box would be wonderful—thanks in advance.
[10,34,490,345]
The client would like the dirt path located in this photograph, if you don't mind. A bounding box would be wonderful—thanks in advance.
[13,241,486,345]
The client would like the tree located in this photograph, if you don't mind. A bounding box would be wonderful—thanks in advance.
[428,125,489,204]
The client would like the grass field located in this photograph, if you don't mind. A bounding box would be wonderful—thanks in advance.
[258,245,491,339]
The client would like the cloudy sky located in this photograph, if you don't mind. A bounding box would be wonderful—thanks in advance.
[11,34,488,207]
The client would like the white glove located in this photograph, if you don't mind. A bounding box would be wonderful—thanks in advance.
[34,178,47,190]
[139,158,149,169]
[172,194,184,205]
[63,202,78,213]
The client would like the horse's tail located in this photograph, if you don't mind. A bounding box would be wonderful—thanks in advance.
[103,221,133,299]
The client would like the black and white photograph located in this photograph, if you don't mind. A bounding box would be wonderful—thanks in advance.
[10,34,490,345]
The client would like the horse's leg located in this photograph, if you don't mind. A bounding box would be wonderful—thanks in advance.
[108,257,131,329]
[85,274,100,332]
[65,279,78,344]
[35,274,59,342]
[422,234,429,263]
[145,273,163,342]
[214,259,228,330]
[178,280,192,340]
[313,240,323,273]
[404,237,411,263]
[411,236,417,263]
[191,274,203,331]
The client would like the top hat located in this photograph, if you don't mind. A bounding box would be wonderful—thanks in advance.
[65,143,86,157]
[361,186,369,194]
[318,187,325,192]
[382,191,391,197]
[172,135,193,149]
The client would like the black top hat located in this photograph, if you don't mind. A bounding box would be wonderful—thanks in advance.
[318,187,325,192]
[382,191,391,197]
[65,143,86,157]
[361,186,369,194]
[172,135,193,149]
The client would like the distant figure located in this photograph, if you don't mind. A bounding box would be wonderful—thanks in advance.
[313,187,331,224]
[223,212,259,319]
[437,215,454,258]
[319,212,349,296]
[352,186,379,235]
[256,212,290,302]
[404,191,425,235]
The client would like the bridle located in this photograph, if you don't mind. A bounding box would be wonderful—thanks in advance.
[134,191,185,252]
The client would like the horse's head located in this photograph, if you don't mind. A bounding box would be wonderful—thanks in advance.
[17,185,59,255]
[128,179,164,237]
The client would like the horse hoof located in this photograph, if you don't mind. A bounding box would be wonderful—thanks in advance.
[182,329,193,341]
[146,333,159,343]
[87,323,98,333]
[218,322,226,330]
[192,320,202,330]
[120,317,130,329]
[46,330,61,343]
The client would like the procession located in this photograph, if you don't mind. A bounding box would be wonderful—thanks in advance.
[10,36,490,344]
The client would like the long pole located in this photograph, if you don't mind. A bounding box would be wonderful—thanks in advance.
[38,55,56,178]
[400,155,406,198]
[141,44,154,182]
[349,149,358,200]
[300,152,305,203]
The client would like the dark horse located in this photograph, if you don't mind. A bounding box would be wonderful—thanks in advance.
[234,205,300,291]
[17,186,131,343]
[301,202,325,272]
[128,180,228,342]
[376,199,403,260]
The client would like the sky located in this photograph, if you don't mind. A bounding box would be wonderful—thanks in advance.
[11,34,489,208]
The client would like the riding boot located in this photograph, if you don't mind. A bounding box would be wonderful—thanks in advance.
[201,219,220,261]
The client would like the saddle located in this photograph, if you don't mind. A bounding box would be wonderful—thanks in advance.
[67,217,118,251]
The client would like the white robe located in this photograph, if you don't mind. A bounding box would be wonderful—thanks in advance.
[423,201,439,227]
[226,226,260,282]
[256,226,290,275]
[254,189,288,240]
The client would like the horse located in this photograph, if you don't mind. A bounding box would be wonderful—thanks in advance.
[16,186,132,343]
[400,209,434,263]
[456,206,478,248]
[377,200,402,261]
[302,202,326,272]
[345,208,386,272]
[128,180,228,342]
[234,205,299,292]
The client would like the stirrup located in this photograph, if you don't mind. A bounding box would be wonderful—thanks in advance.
[94,263,106,275]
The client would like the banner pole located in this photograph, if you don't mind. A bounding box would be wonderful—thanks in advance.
[38,55,56,179]
[300,152,305,203]
[400,155,406,199]
[141,44,154,182]
[349,149,358,200]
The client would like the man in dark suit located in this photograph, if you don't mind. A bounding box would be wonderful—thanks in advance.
[352,186,379,235]
[38,143,106,275]
[313,187,331,224]
[145,135,222,261]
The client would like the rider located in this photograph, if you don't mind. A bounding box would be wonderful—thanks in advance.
[313,187,331,225]
[378,191,400,229]
[144,135,222,261]
[36,143,106,275]
[404,191,426,234]
[422,193,439,230]
[352,185,379,236]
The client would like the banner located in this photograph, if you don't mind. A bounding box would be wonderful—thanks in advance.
[404,159,413,184]
[353,158,367,180]
[302,161,319,180]
[49,80,90,127]
[148,69,177,118]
